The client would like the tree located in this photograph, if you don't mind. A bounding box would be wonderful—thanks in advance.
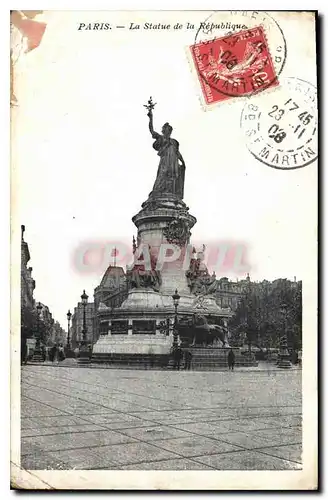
[229,279,302,350]
[21,306,37,340]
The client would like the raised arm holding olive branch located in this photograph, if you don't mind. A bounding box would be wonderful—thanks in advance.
[143,97,186,200]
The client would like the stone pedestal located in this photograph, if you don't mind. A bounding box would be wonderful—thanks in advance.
[277,348,292,369]
[30,338,43,363]
[92,188,233,362]
[132,199,196,296]
[93,334,173,355]
[30,348,43,363]
[78,342,92,365]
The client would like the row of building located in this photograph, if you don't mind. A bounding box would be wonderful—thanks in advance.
[21,225,67,346]
[69,263,247,346]
[22,223,300,349]
[69,256,300,348]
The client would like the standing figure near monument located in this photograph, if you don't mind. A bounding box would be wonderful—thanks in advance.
[58,344,65,362]
[228,348,235,371]
[145,97,186,200]
[173,346,183,370]
[184,350,193,370]
[49,344,57,363]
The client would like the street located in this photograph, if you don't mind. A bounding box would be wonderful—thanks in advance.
[20,364,302,471]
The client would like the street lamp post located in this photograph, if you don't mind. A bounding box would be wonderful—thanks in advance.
[172,289,180,349]
[277,303,292,369]
[81,290,88,342]
[31,302,43,362]
[78,290,91,365]
[66,309,72,350]
[245,284,252,354]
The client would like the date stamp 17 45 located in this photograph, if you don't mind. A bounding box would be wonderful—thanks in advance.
[240,77,318,170]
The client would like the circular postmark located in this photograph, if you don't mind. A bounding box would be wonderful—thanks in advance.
[190,11,287,104]
[240,77,318,170]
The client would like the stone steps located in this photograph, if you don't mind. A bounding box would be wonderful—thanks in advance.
[91,348,258,369]
[182,347,258,368]
[29,355,44,363]
[77,358,92,366]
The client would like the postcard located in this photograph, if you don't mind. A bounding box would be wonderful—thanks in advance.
[11,10,318,490]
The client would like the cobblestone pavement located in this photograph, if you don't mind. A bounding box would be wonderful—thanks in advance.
[20,365,302,471]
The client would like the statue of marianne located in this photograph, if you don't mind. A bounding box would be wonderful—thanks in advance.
[145,98,186,200]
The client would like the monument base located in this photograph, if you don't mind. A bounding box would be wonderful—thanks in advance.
[92,334,172,367]
[30,348,44,363]
[92,352,170,369]
[92,346,258,370]
[93,333,173,355]
[118,288,225,316]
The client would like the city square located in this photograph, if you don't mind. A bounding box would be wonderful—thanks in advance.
[20,363,302,471]
[10,10,318,490]
[18,94,304,476]
[17,87,304,477]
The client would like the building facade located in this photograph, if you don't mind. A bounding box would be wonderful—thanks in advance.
[94,265,126,310]
[92,263,251,339]
[39,303,53,325]
[214,276,250,311]
[70,302,95,347]
[48,320,67,346]
[21,225,35,311]
[21,225,67,348]
[21,225,37,345]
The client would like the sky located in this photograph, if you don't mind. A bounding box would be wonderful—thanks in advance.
[12,11,317,328]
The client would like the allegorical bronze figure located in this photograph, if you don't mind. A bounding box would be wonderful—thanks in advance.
[144,97,186,200]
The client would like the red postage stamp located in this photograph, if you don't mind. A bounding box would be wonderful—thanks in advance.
[190,26,279,106]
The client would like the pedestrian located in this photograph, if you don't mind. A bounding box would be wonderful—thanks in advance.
[172,347,177,370]
[41,344,46,362]
[49,344,57,363]
[58,344,65,362]
[172,347,178,370]
[174,347,183,370]
[184,350,192,370]
[227,348,235,371]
